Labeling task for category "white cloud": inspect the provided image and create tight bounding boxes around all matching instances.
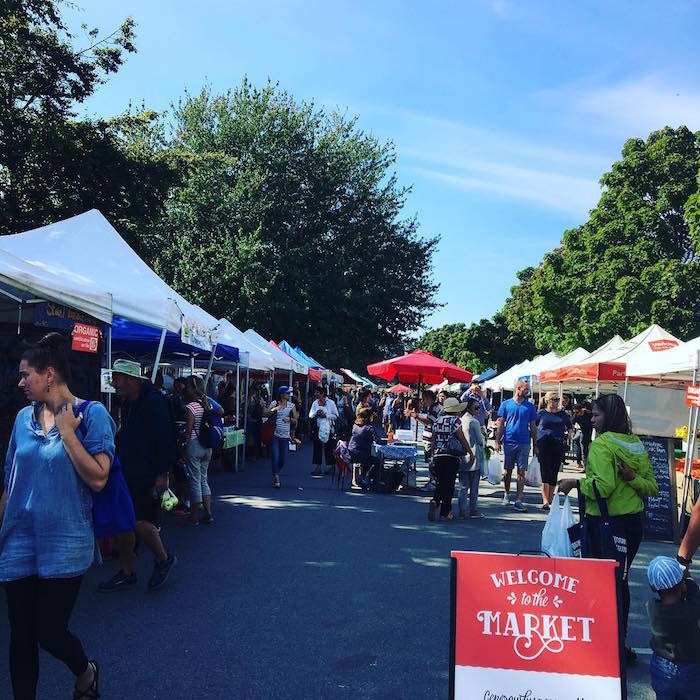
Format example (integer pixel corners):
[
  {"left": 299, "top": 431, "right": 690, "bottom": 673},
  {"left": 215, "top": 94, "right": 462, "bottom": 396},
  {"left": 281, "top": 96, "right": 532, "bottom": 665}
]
[
  {"left": 486, "top": 0, "right": 509, "bottom": 17},
  {"left": 545, "top": 74, "right": 700, "bottom": 137},
  {"left": 414, "top": 165, "right": 599, "bottom": 217},
  {"left": 381, "top": 110, "right": 607, "bottom": 219}
]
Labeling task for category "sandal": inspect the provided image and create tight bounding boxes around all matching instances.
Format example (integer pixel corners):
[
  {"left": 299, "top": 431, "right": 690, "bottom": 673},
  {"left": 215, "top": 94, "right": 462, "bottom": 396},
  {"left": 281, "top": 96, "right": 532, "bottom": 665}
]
[
  {"left": 73, "top": 660, "right": 99, "bottom": 699},
  {"left": 440, "top": 513, "right": 454, "bottom": 521}
]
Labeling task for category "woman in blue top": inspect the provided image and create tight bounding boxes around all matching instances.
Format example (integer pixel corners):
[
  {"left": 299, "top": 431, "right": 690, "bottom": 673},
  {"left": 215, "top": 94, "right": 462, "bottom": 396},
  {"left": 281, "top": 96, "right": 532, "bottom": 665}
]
[
  {"left": 0, "top": 333, "right": 115, "bottom": 700},
  {"left": 536, "top": 391, "right": 572, "bottom": 510}
]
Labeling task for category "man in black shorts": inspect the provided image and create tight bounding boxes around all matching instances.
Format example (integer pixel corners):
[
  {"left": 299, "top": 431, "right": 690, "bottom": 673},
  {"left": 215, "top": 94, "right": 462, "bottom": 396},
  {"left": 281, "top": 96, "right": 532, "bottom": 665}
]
[{"left": 99, "top": 360, "right": 178, "bottom": 592}]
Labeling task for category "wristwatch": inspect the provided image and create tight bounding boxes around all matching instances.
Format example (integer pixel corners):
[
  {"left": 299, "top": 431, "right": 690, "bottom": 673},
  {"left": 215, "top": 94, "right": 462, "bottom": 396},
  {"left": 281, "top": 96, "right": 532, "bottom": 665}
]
[{"left": 677, "top": 554, "right": 692, "bottom": 567}]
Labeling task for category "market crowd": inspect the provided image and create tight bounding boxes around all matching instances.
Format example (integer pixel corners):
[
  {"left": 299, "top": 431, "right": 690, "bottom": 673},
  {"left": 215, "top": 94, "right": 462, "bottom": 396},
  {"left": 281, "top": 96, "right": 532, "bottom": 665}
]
[{"left": 2, "top": 335, "right": 700, "bottom": 699}]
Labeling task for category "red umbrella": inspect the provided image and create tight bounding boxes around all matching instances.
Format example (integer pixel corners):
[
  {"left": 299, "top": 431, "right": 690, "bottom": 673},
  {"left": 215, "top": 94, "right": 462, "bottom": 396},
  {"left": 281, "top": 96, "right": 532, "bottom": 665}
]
[
  {"left": 387, "top": 383, "right": 411, "bottom": 394},
  {"left": 367, "top": 350, "right": 472, "bottom": 385}
]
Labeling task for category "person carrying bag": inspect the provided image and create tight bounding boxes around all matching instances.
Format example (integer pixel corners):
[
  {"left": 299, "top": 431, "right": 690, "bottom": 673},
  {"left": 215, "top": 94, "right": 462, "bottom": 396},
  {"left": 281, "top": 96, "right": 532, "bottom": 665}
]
[
  {"left": 428, "top": 398, "right": 474, "bottom": 522},
  {"left": 558, "top": 393, "right": 658, "bottom": 665}
]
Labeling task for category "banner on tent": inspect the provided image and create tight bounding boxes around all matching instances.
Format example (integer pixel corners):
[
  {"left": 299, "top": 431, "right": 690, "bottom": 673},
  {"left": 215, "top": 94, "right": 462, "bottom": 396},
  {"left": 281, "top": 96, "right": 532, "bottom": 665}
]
[
  {"left": 71, "top": 323, "right": 99, "bottom": 354},
  {"left": 181, "top": 315, "right": 214, "bottom": 351},
  {"left": 35, "top": 301, "right": 94, "bottom": 330},
  {"left": 649, "top": 339, "right": 679, "bottom": 352},
  {"left": 450, "top": 551, "right": 622, "bottom": 699}
]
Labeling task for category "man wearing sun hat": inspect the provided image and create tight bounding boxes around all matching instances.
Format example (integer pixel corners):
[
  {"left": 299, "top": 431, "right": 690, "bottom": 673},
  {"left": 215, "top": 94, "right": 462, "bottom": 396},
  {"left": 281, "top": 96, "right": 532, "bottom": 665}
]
[
  {"left": 98, "top": 360, "right": 178, "bottom": 592},
  {"left": 646, "top": 555, "right": 700, "bottom": 696}
]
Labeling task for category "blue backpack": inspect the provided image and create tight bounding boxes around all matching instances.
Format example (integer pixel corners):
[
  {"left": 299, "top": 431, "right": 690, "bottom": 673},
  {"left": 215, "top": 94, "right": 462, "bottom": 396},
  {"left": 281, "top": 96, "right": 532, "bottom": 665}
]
[{"left": 197, "top": 402, "right": 224, "bottom": 449}]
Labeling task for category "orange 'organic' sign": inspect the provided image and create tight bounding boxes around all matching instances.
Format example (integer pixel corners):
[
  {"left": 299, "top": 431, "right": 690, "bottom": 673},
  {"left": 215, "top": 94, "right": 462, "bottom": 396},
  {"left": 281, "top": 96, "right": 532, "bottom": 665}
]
[{"left": 71, "top": 323, "right": 99, "bottom": 354}]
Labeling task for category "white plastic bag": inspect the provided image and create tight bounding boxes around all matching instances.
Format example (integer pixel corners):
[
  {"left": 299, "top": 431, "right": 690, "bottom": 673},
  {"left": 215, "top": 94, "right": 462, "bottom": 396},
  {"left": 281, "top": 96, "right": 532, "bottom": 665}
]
[
  {"left": 487, "top": 454, "right": 503, "bottom": 485},
  {"left": 541, "top": 493, "right": 575, "bottom": 557},
  {"left": 318, "top": 417, "right": 331, "bottom": 443},
  {"left": 525, "top": 455, "right": 542, "bottom": 488}
]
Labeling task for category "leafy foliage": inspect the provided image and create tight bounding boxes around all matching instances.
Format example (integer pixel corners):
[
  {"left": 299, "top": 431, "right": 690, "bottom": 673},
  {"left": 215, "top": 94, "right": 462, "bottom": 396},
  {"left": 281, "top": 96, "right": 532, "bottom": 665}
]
[
  {"left": 0, "top": 1, "right": 155, "bottom": 231},
  {"left": 144, "top": 82, "right": 439, "bottom": 369},
  {"left": 419, "top": 126, "right": 700, "bottom": 371}
]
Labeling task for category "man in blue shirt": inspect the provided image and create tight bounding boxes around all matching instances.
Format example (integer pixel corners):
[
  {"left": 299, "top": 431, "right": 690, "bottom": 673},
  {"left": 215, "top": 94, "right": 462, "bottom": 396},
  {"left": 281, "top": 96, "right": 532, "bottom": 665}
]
[{"left": 495, "top": 379, "right": 537, "bottom": 512}]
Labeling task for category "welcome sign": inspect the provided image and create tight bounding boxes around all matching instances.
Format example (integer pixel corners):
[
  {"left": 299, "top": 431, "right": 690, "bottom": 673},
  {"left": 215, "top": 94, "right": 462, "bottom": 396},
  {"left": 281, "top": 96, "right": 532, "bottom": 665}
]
[{"left": 450, "top": 552, "right": 622, "bottom": 699}]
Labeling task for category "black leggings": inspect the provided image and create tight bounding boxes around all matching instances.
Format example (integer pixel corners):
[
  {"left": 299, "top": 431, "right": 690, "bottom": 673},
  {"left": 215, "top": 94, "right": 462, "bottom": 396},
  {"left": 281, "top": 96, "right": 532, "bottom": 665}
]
[
  {"left": 312, "top": 434, "right": 335, "bottom": 467},
  {"left": 433, "top": 455, "right": 460, "bottom": 517},
  {"left": 4, "top": 575, "right": 88, "bottom": 700},
  {"left": 537, "top": 438, "right": 565, "bottom": 485}
]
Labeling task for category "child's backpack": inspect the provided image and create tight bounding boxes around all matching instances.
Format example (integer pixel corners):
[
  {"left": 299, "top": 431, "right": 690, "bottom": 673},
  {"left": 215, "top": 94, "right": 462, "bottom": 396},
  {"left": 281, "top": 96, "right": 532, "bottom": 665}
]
[{"left": 198, "top": 404, "right": 225, "bottom": 449}]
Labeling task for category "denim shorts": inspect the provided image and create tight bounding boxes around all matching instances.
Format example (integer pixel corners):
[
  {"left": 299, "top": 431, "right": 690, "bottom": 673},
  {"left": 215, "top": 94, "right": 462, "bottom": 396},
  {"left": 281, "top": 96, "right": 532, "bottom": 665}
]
[{"left": 503, "top": 442, "right": 530, "bottom": 473}]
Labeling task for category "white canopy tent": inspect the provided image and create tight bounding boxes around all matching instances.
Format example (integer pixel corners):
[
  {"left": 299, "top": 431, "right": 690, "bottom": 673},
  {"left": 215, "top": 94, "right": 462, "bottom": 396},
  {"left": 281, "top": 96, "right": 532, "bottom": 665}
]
[
  {"left": 244, "top": 329, "right": 299, "bottom": 373},
  {"left": 483, "top": 360, "right": 532, "bottom": 393},
  {"left": 626, "top": 334, "right": 700, "bottom": 383},
  {"left": 0, "top": 210, "right": 231, "bottom": 388},
  {"left": 626, "top": 335, "right": 700, "bottom": 532},
  {"left": 542, "top": 347, "right": 590, "bottom": 372},
  {"left": 0, "top": 248, "right": 113, "bottom": 324},
  {"left": 243, "top": 328, "right": 309, "bottom": 375},
  {"left": 609, "top": 324, "right": 680, "bottom": 366},
  {"left": 217, "top": 320, "right": 274, "bottom": 371},
  {"left": 580, "top": 334, "right": 626, "bottom": 363},
  {"left": 516, "top": 351, "right": 562, "bottom": 381},
  {"left": 0, "top": 210, "right": 189, "bottom": 333}
]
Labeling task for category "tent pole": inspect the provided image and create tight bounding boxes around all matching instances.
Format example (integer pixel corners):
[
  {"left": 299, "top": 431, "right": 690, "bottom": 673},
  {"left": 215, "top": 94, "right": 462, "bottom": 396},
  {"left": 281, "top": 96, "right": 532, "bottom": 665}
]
[
  {"left": 305, "top": 376, "right": 310, "bottom": 426},
  {"left": 680, "top": 353, "right": 700, "bottom": 535},
  {"left": 204, "top": 347, "right": 216, "bottom": 387},
  {"left": 623, "top": 376, "right": 629, "bottom": 402},
  {"left": 242, "top": 365, "right": 250, "bottom": 469},
  {"left": 236, "top": 362, "right": 240, "bottom": 428},
  {"left": 190, "top": 354, "right": 195, "bottom": 376},
  {"left": 151, "top": 328, "right": 167, "bottom": 383},
  {"left": 289, "top": 369, "right": 293, "bottom": 389},
  {"left": 415, "top": 374, "right": 422, "bottom": 441},
  {"left": 106, "top": 324, "right": 112, "bottom": 412},
  {"left": 595, "top": 379, "right": 600, "bottom": 399}
]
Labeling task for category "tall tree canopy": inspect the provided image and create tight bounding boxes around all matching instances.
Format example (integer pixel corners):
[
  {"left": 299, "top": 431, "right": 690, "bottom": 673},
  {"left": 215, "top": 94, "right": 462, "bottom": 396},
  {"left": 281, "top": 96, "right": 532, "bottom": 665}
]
[
  {"left": 142, "top": 83, "right": 439, "bottom": 369},
  {"left": 419, "top": 126, "right": 700, "bottom": 371},
  {"left": 0, "top": 1, "right": 174, "bottom": 235}
]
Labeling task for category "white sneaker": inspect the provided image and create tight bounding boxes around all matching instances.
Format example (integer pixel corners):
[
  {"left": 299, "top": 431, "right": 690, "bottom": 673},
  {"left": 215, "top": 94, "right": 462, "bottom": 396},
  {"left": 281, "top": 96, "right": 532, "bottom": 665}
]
[{"left": 502, "top": 493, "right": 510, "bottom": 506}]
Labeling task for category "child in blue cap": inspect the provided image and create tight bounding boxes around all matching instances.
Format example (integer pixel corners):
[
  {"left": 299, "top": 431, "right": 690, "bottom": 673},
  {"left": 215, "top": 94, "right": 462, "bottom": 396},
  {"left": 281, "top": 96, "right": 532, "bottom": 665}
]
[{"left": 646, "top": 555, "right": 700, "bottom": 698}]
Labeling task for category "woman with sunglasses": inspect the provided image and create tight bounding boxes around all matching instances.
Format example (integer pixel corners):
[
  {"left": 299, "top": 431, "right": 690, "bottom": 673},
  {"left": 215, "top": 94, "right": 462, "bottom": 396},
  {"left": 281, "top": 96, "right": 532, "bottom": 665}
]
[{"left": 536, "top": 391, "right": 572, "bottom": 510}]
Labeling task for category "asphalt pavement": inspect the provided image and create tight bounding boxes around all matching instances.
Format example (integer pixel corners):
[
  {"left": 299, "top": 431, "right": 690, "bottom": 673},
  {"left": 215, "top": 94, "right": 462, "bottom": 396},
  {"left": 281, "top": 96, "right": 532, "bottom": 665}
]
[{"left": 0, "top": 444, "right": 674, "bottom": 698}]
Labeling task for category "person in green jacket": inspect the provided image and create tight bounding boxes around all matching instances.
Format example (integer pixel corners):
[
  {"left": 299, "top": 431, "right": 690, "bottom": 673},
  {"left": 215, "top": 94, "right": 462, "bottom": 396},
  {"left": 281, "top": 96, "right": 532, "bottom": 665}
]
[{"left": 559, "top": 393, "right": 658, "bottom": 665}]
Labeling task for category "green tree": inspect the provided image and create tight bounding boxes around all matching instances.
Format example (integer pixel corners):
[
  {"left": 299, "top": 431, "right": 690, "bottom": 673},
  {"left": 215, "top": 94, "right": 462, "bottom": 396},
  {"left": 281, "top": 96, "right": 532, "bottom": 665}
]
[
  {"left": 0, "top": 1, "right": 164, "bottom": 233},
  {"left": 147, "top": 82, "right": 439, "bottom": 369},
  {"left": 416, "top": 313, "right": 536, "bottom": 375},
  {"left": 506, "top": 126, "right": 700, "bottom": 352}
]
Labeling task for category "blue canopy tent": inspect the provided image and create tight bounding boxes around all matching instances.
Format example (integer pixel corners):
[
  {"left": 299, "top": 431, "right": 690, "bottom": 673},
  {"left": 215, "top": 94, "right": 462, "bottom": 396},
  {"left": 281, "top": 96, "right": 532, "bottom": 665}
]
[
  {"left": 292, "top": 345, "right": 324, "bottom": 370},
  {"left": 473, "top": 368, "right": 498, "bottom": 383},
  {"left": 279, "top": 340, "right": 319, "bottom": 369}
]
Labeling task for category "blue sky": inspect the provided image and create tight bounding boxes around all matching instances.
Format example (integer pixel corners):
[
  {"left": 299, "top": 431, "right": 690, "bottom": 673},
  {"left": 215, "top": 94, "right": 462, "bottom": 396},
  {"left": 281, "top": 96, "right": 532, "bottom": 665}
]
[{"left": 64, "top": 0, "right": 700, "bottom": 332}]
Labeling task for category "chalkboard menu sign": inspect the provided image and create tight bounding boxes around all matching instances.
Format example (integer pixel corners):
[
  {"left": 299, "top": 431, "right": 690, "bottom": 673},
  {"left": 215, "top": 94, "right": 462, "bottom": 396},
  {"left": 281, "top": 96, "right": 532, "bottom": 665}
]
[{"left": 639, "top": 435, "right": 677, "bottom": 542}]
